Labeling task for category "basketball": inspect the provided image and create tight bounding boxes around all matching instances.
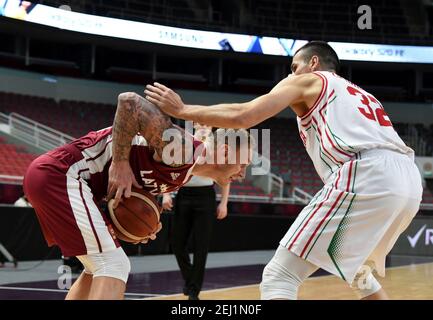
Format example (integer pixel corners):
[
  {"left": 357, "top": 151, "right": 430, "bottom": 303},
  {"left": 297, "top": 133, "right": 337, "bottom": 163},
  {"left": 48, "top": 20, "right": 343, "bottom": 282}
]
[{"left": 107, "top": 188, "right": 161, "bottom": 243}]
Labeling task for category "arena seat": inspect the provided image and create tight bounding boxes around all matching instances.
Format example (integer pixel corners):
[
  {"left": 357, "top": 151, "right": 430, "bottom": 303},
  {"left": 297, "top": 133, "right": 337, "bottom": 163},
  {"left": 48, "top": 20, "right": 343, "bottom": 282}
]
[
  {"left": 0, "top": 138, "right": 37, "bottom": 178},
  {"left": 1, "top": 91, "right": 432, "bottom": 203}
]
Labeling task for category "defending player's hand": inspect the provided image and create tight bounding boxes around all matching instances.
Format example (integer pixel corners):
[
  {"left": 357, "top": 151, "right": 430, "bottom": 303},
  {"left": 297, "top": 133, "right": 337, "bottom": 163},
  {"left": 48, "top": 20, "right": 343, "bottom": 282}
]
[
  {"left": 107, "top": 160, "right": 142, "bottom": 209},
  {"left": 140, "top": 222, "right": 163, "bottom": 244},
  {"left": 144, "top": 82, "right": 185, "bottom": 117}
]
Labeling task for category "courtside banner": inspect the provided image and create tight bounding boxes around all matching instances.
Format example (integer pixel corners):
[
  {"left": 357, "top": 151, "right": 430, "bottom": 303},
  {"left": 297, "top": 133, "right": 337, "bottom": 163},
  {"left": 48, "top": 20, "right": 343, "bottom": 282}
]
[
  {"left": 391, "top": 217, "right": 433, "bottom": 256},
  {"left": 328, "top": 41, "right": 433, "bottom": 64},
  {"left": 1, "top": 1, "right": 433, "bottom": 63},
  {"left": 0, "top": 0, "right": 289, "bottom": 56}
]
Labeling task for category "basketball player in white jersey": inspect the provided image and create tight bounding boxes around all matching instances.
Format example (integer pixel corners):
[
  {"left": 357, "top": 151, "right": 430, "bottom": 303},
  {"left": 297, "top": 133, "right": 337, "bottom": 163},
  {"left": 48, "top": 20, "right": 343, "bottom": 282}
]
[{"left": 145, "top": 41, "right": 423, "bottom": 300}]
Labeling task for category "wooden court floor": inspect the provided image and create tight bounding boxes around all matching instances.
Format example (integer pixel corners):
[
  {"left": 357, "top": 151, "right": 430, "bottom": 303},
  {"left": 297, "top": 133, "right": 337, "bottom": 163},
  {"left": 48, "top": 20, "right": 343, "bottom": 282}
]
[{"left": 148, "top": 262, "right": 433, "bottom": 300}]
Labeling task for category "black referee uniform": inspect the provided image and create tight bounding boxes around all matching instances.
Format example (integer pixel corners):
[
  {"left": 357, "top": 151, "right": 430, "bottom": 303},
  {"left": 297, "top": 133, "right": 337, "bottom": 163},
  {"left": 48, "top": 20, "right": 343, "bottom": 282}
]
[{"left": 171, "top": 175, "right": 216, "bottom": 300}]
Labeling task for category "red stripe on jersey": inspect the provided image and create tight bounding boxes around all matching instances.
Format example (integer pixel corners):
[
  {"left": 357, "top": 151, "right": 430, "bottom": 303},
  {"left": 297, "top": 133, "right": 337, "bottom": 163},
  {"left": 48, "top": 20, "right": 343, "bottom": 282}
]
[
  {"left": 324, "top": 128, "right": 352, "bottom": 158},
  {"left": 301, "top": 89, "right": 335, "bottom": 128},
  {"left": 300, "top": 190, "right": 345, "bottom": 258},
  {"left": 299, "top": 131, "right": 307, "bottom": 146},
  {"left": 300, "top": 72, "right": 328, "bottom": 121},
  {"left": 288, "top": 187, "right": 333, "bottom": 251},
  {"left": 301, "top": 117, "right": 313, "bottom": 128},
  {"left": 346, "top": 161, "right": 354, "bottom": 192},
  {"left": 318, "top": 89, "right": 335, "bottom": 121},
  {"left": 316, "top": 89, "right": 352, "bottom": 159},
  {"left": 312, "top": 117, "right": 344, "bottom": 165},
  {"left": 334, "top": 168, "right": 341, "bottom": 189},
  {"left": 319, "top": 89, "right": 335, "bottom": 111}
]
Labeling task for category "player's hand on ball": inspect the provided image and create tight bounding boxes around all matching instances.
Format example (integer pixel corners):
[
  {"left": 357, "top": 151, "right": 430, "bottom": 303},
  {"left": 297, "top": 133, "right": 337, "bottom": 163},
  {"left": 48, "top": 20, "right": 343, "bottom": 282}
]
[
  {"left": 140, "top": 222, "right": 162, "bottom": 244},
  {"left": 107, "top": 160, "right": 142, "bottom": 209},
  {"left": 144, "top": 82, "right": 185, "bottom": 118}
]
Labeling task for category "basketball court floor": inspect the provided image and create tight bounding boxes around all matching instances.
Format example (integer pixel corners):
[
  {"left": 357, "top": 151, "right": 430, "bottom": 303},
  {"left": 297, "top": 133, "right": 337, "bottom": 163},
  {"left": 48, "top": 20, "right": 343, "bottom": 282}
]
[{"left": 0, "top": 250, "right": 433, "bottom": 300}]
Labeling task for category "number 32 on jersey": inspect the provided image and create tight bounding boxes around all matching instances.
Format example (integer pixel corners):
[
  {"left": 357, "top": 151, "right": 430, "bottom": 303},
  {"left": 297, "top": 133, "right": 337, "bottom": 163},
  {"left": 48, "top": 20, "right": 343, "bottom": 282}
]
[{"left": 347, "top": 85, "right": 392, "bottom": 127}]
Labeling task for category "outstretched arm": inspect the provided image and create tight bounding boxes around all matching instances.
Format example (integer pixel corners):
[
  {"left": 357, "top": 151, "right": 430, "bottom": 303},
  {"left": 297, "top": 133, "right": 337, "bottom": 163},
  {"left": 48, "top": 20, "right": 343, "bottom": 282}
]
[
  {"left": 145, "top": 73, "right": 321, "bottom": 129},
  {"left": 108, "top": 92, "right": 174, "bottom": 207}
]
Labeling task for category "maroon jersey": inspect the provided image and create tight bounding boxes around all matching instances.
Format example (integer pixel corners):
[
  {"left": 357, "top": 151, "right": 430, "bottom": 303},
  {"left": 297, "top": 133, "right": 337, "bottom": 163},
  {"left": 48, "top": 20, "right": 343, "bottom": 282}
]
[{"left": 64, "top": 127, "right": 203, "bottom": 201}]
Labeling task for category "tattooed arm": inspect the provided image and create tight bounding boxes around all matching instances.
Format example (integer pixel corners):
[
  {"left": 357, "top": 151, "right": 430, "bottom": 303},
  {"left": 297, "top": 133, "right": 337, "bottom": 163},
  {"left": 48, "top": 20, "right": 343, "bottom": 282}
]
[
  {"left": 112, "top": 92, "right": 173, "bottom": 161},
  {"left": 107, "top": 92, "right": 174, "bottom": 208}
]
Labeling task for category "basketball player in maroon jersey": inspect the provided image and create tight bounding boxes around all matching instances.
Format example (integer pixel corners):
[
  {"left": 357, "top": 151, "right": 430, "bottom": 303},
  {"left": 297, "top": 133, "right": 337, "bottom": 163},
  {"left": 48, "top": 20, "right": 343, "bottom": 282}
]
[{"left": 24, "top": 92, "right": 252, "bottom": 300}]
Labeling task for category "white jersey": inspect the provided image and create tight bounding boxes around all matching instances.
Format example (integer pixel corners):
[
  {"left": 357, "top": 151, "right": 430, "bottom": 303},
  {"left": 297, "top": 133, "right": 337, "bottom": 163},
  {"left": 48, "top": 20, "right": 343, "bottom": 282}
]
[
  {"left": 275, "top": 72, "right": 422, "bottom": 286},
  {"left": 297, "top": 71, "right": 413, "bottom": 183}
]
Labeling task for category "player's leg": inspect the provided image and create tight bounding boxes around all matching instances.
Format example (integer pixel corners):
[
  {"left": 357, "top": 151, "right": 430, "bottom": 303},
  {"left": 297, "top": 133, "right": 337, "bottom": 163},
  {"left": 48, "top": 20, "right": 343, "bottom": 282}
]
[
  {"left": 189, "top": 187, "right": 216, "bottom": 299},
  {"left": 66, "top": 250, "right": 130, "bottom": 300},
  {"left": 65, "top": 271, "right": 93, "bottom": 300},
  {"left": 345, "top": 150, "right": 422, "bottom": 299},
  {"left": 260, "top": 185, "right": 330, "bottom": 300},
  {"left": 260, "top": 245, "right": 319, "bottom": 300},
  {"left": 350, "top": 265, "right": 389, "bottom": 300},
  {"left": 77, "top": 247, "right": 130, "bottom": 300},
  {"left": 171, "top": 190, "right": 195, "bottom": 295},
  {"left": 351, "top": 193, "right": 421, "bottom": 300},
  {"left": 88, "top": 277, "right": 126, "bottom": 300},
  {"left": 62, "top": 179, "right": 124, "bottom": 299},
  {"left": 24, "top": 152, "right": 122, "bottom": 299},
  {"left": 361, "top": 288, "right": 389, "bottom": 300}
]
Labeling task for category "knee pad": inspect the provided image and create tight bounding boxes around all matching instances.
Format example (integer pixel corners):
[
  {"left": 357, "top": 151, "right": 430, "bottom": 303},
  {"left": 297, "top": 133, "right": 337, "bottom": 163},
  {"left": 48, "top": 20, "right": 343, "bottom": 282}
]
[
  {"left": 260, "top": 246, "right": 318, "bottom": 300},
  {"left": 77, "top": 247, "right": 131, "bottom": 283},
  {"left": 351, "top": 266, "right": 382, "bottom": 299},
  {"left": 260, "top": 259, "right": 300, "bottom": 300}
]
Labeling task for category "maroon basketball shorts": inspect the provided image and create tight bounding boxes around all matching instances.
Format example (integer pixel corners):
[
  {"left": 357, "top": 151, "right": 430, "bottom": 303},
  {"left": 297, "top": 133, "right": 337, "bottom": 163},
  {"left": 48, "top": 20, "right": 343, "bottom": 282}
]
[{"left": 23, "top": 145, "right": 119, "bottom": 257}]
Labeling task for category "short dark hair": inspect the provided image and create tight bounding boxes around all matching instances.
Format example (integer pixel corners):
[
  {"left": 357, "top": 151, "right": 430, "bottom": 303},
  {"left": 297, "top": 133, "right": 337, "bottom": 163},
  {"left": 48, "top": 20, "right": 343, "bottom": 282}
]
[{"left": 295, "top": 41, "right": 340, "bottom": 73}]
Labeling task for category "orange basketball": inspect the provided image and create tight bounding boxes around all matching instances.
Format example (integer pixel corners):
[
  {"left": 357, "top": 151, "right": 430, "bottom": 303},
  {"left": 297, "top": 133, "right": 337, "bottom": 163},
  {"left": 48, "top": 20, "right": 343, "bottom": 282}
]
[{"left": 107, "top": 188, "right": 161, "bottom": 243}]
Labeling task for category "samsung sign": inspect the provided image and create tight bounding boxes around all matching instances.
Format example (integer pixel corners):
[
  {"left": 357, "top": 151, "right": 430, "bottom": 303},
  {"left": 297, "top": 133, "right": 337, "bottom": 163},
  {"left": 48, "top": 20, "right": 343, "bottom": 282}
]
[
  {"left": 1, "top": 1, "right": 433, "bottom": 63},
  {"left": 392, "top": 218, "right": 433, "bottom": 256}
]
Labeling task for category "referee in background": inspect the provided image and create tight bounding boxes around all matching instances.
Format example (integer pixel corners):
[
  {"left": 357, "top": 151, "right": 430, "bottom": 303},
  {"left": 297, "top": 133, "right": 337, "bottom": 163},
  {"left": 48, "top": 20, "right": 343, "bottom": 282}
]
[{"left": 162, "top": 123, "right": 230, "bottom": 300}]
